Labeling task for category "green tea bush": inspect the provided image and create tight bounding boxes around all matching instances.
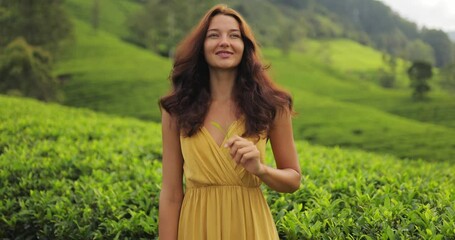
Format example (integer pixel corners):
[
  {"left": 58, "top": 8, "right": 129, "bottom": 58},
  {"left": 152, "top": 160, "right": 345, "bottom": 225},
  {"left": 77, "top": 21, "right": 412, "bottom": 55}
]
[
  {"left": 267, "top": 145, "right": 455, "bottom": 239},
  {"left": 1, "top": 95, "right": 454, "bottom": 239},
  {"left": 0, "top": 96, "right": 162, "bottom": 239}
]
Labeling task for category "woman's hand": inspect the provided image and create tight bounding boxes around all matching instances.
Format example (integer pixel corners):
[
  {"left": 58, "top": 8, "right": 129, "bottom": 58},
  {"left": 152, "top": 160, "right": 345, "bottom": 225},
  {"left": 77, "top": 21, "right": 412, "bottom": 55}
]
[{"left": 224, "top": 135, "right": 266, "bottom": 176}]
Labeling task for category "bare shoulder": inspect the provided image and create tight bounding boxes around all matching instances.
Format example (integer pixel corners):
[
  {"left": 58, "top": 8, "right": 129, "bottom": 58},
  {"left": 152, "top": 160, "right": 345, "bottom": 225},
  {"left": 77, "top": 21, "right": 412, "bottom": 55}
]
[
  {"left": 271, "top": 106, "right": 293, "bottom": 130},
  {"left": 161, "top": 108, "right": 177, "bottom": 131},
  {"left": 269, "top": 106, "right": 300, "bottom": 172},
  {"left": 160, "top": 107, "right": 184, "bottom": 185},
  {"left": 161, "top": 108, "right": 182, "bottom": 162}
]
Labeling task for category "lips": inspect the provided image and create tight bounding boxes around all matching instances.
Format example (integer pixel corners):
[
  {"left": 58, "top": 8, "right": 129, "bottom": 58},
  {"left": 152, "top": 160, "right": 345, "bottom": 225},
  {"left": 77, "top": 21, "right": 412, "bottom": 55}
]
[{"left": 216, "top": 51, "right": 233, "bottom": 58}]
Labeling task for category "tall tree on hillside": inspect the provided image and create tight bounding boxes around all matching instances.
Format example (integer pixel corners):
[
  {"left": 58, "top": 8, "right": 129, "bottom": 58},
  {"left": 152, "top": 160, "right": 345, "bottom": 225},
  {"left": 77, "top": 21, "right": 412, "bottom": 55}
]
[
  {"left": 404, "top": 39, "right": 435, "bottom": 65},
  {"left": 0, "top": 38, "right": 62, "bottom": 101},
  {"left": 407, "top": 61, "right": 432, "bottom": 100},
  {"left": 421, "top": 29, "right": 453, "bottom": 67},
  {"left": 0, "top": 0, "right": 73, "bottom": 51},
  {"left": 276, "top": 19, "right": 306, "bottom": 56}
]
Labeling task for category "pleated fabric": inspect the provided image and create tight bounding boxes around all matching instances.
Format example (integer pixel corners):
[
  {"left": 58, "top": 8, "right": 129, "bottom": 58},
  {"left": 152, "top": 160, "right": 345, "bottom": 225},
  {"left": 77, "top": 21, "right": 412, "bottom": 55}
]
[{"left": 178, "top": 118, "right": 279, "bottom": 240}]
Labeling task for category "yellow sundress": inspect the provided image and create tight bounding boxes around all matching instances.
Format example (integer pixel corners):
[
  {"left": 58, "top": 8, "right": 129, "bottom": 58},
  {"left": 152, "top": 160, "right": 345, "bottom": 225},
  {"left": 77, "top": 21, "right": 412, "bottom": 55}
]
[{"left": 178, "top": 118, "right": 279, "bottom": 239}]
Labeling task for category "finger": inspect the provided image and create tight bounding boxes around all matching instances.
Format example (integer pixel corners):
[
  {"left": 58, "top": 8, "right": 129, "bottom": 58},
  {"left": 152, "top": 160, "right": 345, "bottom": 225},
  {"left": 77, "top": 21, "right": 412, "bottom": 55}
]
[
  {"left": 230, "top": 144, "right": 239, "bottom": 159},
  {"left": 224, "top": 135, "right": 241, "bottom": 148},
  {"left": 229, "top": 140, "right": 251, "bottom": 157},
  {"left": 239, "top": 147, "right": 258, "bottom": 164},
  {"left": 232, "top": 148, "right": 244, "bottom": 164},
  {"left": 234, "top": 145, "right": 256, "bottom": 164}
]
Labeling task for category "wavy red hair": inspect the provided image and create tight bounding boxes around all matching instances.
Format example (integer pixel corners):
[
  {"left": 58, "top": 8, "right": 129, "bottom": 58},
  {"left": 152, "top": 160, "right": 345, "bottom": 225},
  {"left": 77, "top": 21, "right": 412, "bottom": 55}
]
[{"left": 159, "top": 4, "right": 293, "bottom": 138}]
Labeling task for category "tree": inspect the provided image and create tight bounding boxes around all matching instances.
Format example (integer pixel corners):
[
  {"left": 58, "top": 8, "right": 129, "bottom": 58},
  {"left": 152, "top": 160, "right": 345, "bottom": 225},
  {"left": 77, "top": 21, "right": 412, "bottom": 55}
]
[
  {"left": 407, "top": 61, "right": 432, "bottom": 100},
  {"left": 276, "top": 21, "right": 302, "bottom": 56},
  {"left": 421, "top": 29, "right": 453, "bottom": 67},
  {"left": 0, "top": 0, "right": 73, "bottom": 51},
  {"left": 403, "top": 39, "right": 435, "bottom": 65},
  {"left": 440, "top": 63, "right": 455, "bottom": 93},
  {"left": 0, "top": 38, "right": 62, "bottom": 101}
]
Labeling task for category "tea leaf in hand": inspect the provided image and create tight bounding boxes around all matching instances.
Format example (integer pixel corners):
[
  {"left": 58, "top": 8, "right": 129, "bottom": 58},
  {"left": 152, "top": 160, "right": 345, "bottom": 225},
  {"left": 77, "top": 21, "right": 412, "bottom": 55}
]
[{"left": 210, "top": 121, "right": 226, "bottom": 134}]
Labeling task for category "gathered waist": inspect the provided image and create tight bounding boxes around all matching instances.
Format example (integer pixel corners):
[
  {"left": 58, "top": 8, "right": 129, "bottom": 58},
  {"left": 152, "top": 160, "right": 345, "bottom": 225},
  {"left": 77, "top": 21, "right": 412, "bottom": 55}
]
[{"left": 185, "top": 184, "right": 260, "bottom": 190}]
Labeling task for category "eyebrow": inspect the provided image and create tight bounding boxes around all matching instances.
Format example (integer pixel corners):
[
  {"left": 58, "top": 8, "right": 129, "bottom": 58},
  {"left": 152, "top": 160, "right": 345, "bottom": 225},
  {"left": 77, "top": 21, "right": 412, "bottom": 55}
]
[{"left": 207, "top": 29, "right": 241, "bottom": 32}]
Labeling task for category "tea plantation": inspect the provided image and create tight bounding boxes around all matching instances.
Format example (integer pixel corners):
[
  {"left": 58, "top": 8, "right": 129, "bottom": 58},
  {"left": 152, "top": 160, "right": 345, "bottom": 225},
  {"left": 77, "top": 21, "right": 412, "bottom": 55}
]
[
  {"left": 53, "top": 16, "right": 455, "bottom": 163},
  {"left": 1, "top": 95, "right": 454, "bottom": 239}
]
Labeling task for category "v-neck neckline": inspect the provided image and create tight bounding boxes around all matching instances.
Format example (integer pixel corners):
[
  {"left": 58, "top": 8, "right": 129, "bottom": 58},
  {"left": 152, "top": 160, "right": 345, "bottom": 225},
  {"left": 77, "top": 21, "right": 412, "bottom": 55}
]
[{"left": 202, "top": 118, "right": 242, "bottom": 148}]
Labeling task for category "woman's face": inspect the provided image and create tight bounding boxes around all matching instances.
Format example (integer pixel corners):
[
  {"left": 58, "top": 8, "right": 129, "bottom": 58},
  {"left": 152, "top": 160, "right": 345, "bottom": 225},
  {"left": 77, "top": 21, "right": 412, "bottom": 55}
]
[{"left": 204, "top": 14, "right": 244, "bottom": 71}]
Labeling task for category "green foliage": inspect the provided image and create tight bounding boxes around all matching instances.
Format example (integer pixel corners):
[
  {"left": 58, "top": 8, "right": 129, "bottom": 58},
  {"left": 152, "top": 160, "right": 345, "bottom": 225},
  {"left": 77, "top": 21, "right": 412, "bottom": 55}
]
[
  {"left": 421, "top": 29, "right": 454, "bottom": 67},
  {"left": 0, "top": 96, "right": 161, "bottom": 238},
  {"left": 1, "top": 95, "right": 454, "bottom": 238},
  {"left": 127, "top": 0, "right": 216, "bottom": 56},
  {"left": 408, "top": 61, "right": 433, "bottom": 100},
  {"left": 210, "top": 121, "right": 226, "bottom": 134},
  {"left": 267, "top": 143, "right": 455, "bottom": 239},
  {"left": 377, "top": 69, "right": 395, "bottom": 89},
  {"left": 0, "top": 0, "right": 73, "bottom": 51},
  {"left": 404, "top": 39, "right": 435, "bottom": 65},
  {"left": 304, "top": 12, "right": 344, "bottom": 39},
  {"left": 0, "top": 38, "right": 62, "bottom": 101}
]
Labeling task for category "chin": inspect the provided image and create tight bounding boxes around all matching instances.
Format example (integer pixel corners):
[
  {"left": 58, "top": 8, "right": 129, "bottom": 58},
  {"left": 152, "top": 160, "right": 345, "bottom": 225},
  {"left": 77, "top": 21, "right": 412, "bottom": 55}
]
[{"left": 215, "top": 63, "right": 240, "bottom": 70}]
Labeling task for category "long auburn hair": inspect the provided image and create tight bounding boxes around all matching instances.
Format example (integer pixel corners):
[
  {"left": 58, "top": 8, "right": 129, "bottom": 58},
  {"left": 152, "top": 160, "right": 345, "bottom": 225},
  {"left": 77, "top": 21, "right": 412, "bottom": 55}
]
[{"left": 159, "top": 4, "right": 293, "bottom": 138}]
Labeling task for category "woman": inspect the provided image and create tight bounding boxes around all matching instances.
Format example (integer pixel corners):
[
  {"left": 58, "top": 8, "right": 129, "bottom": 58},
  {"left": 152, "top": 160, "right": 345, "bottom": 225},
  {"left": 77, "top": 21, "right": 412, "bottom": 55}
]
[{"left": 159, "top": 4, "right": 301, "bottom": 240}]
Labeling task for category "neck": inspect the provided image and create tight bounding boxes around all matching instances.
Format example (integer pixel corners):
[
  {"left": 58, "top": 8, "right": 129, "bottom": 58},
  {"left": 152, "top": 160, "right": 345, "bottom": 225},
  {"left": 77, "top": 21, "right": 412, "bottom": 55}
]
[{"left": 209, "top": 68, "right": 237, "bottom": 101}]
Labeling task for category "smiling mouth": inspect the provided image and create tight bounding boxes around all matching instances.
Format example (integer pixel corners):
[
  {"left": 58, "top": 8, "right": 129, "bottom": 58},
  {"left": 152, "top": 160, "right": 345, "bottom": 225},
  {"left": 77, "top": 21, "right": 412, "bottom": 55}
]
[{"left": 216, "top": 51, "right": 233, "bottom": 57}]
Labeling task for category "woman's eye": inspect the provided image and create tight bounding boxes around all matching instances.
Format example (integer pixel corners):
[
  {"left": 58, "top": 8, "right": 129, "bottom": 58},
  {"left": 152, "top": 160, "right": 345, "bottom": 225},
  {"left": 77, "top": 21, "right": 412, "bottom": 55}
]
[
  {"left": 207, "top": 33, "right": 219, "bottom": 38},
  {"left": 230, "top": 34, "right": 241, "bottom": 39}
]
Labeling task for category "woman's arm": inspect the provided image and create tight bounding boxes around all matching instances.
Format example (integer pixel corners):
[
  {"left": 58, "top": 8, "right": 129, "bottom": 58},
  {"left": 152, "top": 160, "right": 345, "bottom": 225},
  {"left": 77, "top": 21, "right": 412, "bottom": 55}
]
[
  {"left": 158, "top": 110, "right": 184, "bottom": 240},
  {"left": 225, "top": 108, "right": 301, "bottom": 193}
]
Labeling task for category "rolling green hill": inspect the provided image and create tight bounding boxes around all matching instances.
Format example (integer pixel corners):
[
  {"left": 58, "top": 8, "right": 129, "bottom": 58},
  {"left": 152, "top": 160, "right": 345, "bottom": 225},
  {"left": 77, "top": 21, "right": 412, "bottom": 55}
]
[
  {"left": 266, "top": 43, "right": 455, "bottom": 129},
  {"left": 61, "top": 0, "right": 455, "bottom": 129},
  {"left": 55, "top": 18, "right": 171, "bottom": 121},
  {"left": 1, "top": 95, "right": 454, "bottom": 239},
  {"left": 285, "top": 40, "right": 455, "bottom": 129},
  {"left": 52, "top": 1, "right": 455, "bottom": 162}
]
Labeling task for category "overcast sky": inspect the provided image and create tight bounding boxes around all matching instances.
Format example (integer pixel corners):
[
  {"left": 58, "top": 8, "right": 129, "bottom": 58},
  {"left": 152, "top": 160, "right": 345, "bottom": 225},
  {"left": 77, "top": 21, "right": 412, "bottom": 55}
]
[{"left": 377, "top": 0, "right": 455, "bottom": 32}]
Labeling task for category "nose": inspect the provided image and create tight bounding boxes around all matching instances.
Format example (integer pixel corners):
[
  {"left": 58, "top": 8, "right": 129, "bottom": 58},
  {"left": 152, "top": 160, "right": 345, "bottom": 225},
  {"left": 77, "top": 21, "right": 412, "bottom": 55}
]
[{"left": 219, "top": 35, "right": 230, "bottom": 47}]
